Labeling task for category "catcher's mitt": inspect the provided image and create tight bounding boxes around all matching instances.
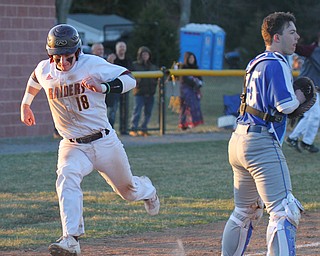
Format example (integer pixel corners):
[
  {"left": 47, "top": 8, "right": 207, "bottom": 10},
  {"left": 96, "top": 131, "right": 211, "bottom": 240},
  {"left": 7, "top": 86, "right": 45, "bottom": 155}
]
[{"left": 288, "top": 76, "right": 317, "bottom": 119}]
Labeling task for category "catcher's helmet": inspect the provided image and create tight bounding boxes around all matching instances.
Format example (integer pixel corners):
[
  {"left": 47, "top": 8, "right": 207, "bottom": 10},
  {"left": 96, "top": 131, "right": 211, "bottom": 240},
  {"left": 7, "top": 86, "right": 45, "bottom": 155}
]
[{"left": 46, "top": 24, "right": 81, "bottom": 55}]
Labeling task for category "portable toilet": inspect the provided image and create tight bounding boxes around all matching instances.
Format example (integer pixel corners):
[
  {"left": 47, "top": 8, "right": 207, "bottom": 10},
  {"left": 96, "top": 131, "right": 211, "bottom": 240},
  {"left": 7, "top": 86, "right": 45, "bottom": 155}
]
[
  {"left": 179, "top": 23, "right": 225, "bottom": 70},
  {"left": 211, "top": 28, "right": 225, "bottom": 69}
]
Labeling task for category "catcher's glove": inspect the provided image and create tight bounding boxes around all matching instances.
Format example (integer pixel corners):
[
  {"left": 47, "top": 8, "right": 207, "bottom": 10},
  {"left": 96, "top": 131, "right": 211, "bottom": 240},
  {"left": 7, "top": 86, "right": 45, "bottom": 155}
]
[{"left": 288, "top": 76, "right": 317, "bottom": 119}]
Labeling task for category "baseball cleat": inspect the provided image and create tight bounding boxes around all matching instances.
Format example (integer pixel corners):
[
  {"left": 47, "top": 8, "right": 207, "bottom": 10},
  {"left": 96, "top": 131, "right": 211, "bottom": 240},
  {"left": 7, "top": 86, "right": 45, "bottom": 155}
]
[
  {"left": 48, "top": 236, "right": 81, "bottom": 256},
  {"left": 144, "top": 194, "right": 160, "bottom": 216},
  {"left": 285, "top": 137, "right": 301, "bottom": 153},
  {"left": 300, "top": 141, "right": 319, "bottom": 153}
]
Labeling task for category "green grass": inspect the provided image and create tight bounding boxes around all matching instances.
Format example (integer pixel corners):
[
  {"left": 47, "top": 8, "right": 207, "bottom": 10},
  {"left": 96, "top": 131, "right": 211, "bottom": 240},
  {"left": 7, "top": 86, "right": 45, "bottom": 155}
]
[
  {"left": 113, "top": 76, "right": 244, "bottom": 134},
  {"left": 0, "top": 141, "right": 234, "bottom": 250},
  {"left": 0, "top": 140, "right": 320, "bottom": 250},
  {"left": 0, "top": 76, "right": 319, "bottom": 250}
]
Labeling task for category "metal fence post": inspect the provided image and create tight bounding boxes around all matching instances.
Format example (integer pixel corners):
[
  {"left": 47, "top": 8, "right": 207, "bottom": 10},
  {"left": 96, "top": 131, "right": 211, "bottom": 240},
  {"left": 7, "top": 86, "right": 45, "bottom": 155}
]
[{"left": 159, "top": 67, "right": 166, "bottom": 135}]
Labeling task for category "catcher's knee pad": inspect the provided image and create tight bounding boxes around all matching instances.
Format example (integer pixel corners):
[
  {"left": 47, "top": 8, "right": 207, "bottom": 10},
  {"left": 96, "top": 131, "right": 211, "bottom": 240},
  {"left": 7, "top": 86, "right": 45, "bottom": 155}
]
[
  {"left": 266, "top": 193, "right": 304, "bottom": 256},
  {"left": 222, "top": 198, "right": 264, "bottom": 256}
]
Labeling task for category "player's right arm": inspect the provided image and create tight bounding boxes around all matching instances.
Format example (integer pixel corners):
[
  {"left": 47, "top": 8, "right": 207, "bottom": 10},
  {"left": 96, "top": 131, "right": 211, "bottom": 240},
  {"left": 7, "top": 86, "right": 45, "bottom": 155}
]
[{"left": 20, "top": 71, "right": 42, "bottom": 126}]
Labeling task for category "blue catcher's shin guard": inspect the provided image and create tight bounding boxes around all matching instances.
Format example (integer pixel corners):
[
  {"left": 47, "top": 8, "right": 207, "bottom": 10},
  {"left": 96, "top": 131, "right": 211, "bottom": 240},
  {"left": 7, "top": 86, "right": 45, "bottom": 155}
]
[
  {"left": 221, "top": 198, "right": 264, "bottom": 256},
  {"left": 267, "top": 217, "right": 297, "bottom": 256}
]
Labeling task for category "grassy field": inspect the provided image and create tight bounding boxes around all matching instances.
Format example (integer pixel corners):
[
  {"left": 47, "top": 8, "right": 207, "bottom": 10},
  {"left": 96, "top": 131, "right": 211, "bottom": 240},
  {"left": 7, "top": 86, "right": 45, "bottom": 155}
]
[
  {"left": 114, "top": 76, "right": 245, "bottom": 134},
  {"left": 0, "top": 76, "right": 319, "bottom": 251}
]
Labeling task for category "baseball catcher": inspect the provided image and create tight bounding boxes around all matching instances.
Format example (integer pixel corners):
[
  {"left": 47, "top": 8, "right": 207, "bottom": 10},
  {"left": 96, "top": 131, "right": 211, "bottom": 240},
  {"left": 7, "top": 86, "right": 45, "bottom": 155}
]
[
  {"left": 221, "top": 12, "right": 305, "bottom": 256},
  {"left": 288, "top": 76, "right": 317, "bottom": 119}
]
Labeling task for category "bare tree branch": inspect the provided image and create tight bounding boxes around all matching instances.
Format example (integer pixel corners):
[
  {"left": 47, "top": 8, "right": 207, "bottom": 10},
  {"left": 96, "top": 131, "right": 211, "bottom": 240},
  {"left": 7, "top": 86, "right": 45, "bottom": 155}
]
[{"left": 56, "top": 0, "right": 73, "bottom": 23}]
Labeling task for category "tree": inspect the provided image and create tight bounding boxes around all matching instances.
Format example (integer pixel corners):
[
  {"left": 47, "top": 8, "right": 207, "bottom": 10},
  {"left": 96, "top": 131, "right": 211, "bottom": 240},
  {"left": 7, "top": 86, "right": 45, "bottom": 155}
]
[
  {"left": 128, "top": 0, "right": 180, "bottom": 68},
  {"left": 179, "top": 0, "right": 191, "bottom": 28},
  {"left": 56, "top": 0, "right": 73, "bottom": 23},
  {"left": 68, "top": 0, "right": 320, "bottom": 69}
]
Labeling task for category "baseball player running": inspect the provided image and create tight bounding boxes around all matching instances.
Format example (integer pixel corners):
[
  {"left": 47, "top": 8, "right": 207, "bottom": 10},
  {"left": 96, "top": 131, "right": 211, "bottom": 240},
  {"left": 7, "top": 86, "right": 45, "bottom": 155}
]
[
  {"left": 20, "top": 24, "right": 160, "bottom": 256},
  {"left": 221, "top": 12, "right": 304, "bottom": 255}
]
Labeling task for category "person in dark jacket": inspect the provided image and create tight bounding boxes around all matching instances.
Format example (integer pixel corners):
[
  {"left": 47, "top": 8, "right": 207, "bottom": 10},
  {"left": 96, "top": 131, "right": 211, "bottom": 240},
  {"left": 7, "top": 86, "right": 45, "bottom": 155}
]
[
  {"left": 129, "top": 46, "right": 158, "bottom": 136},
  {"left": 106, "top": 41, "right": 133, "bottom": 133}
]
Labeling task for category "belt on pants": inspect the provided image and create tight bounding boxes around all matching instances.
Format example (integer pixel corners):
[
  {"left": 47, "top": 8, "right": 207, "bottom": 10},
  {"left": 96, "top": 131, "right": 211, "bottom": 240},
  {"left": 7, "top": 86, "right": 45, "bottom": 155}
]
[
  {"left": 235, "top": 124, "right": 268, "bottom": 134},
  {"left": 69, "top": 129, "right": 109, "bottom": 143}
]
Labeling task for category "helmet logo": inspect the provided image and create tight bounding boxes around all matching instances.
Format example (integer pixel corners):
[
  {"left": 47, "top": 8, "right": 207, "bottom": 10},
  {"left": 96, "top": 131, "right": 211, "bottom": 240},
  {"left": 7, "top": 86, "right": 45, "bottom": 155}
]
[{"left": 55, "top": 39, "right": 68, "bottom": 46}]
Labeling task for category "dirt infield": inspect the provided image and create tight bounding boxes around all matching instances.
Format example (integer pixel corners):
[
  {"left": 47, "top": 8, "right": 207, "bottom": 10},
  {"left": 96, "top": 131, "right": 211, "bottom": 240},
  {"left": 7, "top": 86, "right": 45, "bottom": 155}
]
[
  {"left": 77, "top": 211, "right": 320, "bottom": 256},
  {"left": 2, "top": 211, "right": 319, "bottom": 256}
]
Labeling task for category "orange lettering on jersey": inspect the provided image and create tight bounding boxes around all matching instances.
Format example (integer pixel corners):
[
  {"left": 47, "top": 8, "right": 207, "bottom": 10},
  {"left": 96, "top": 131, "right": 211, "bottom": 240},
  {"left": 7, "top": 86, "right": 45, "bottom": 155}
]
[
  {"left": 49, "top": 83, "right": 85, "bottom": 99},
  {"left": 60, "top": 86, "right": 64, "bottom": 97},
  {"left": 74, "top": 83, "right": 85, "bottom": 95},
  {"left": 56, "top": 86, "right": 62, "bottom": 98},
  {"left": 63, "top": 84, "right": 69, "bottom": 97},
  {"left": 48, "top": 88, "right": 53, "bottom": 99},
  {"left": 69, "top": 84, "right": 74, "bottom": 96},
  {"left": 74, "top": 83, "right": 80, "bottom": 95},
  {"left": 81, "top": 84, "right": 85, "bottom": 94}
]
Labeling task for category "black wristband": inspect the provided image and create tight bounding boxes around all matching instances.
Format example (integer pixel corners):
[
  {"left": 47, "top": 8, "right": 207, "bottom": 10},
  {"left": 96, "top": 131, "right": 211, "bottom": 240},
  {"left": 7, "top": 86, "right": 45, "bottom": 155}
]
[{"left": 104, "top": 78, "right": 123, "bottom": 94}]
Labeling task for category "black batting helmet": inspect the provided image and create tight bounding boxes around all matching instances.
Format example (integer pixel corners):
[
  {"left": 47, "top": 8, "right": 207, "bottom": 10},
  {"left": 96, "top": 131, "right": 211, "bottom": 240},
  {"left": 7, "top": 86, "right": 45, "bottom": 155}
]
[{"left": 46, "top": 24, "right": 81, "bottom": 55}]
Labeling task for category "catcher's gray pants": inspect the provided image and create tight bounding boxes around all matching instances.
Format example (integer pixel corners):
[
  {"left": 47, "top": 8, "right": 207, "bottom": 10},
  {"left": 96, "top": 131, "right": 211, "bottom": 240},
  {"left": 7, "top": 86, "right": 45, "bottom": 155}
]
[{"left": 221, "top": 124, "right": 295, "bottom": 255}]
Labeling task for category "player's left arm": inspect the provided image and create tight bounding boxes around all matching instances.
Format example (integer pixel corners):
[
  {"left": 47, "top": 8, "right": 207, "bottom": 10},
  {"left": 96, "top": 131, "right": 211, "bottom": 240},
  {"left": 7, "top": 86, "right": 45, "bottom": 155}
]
[{"left": 81, "top": 71, "right": 136, "bottom": 94}]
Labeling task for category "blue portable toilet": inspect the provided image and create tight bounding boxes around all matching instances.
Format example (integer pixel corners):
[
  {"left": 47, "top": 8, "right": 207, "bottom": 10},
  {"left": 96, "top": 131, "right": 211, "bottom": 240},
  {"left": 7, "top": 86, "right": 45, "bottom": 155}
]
[
  {"left": 211, "top": 28, "right": 225, "bottom": 70},
  {"left": 179, "top": 23, "right": 225, "bottom": 70},
  {"left": 200, "top": 30, "right": 214, "bottom": 69},
  {"left": 179, "top": 28, "right": 203, "bottom": 67}
]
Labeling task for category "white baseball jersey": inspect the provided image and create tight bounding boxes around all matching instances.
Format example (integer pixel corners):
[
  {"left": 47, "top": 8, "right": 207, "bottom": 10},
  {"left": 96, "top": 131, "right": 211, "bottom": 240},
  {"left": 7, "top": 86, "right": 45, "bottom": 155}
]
[
  {"left": 27, "top": 53, "right": 129, "bottom": 139},
  {"left": 25, "top": 52, "right": 158, "bottom": 238}
]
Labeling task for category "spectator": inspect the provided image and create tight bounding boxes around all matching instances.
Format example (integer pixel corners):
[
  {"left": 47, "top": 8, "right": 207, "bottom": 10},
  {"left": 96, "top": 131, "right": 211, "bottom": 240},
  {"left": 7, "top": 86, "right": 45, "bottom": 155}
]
[
  {"left": 129, "top": 46, "right": 158, "bottom": 137},
  {"left": 105, "top": 41, "right": 133, "bottom": 131},
  {"left": 107, "top": 53, "right": 116, "bottom": 63},
  {"left": 225, "top": 50, "right": 241, "bottom": 69},
  {"left": 291, "top": 53, "right": 303, "bottom": 71},
  {"left": 178, "top": 51, "right": 204, "bottom": 130},
  {"left": 91, "top": 43, "right": 119, "bottom": 129},
  {"left": 91, "top": 43, "right": 105, "bottom": 58},
  {"left": 285, "top": 32, "right": 320, "bottom": 153}
]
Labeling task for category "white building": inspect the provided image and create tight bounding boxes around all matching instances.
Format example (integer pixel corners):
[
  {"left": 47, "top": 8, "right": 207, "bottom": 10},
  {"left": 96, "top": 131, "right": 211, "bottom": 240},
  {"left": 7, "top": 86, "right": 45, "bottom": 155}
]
[{"left": 67, "top": 13, "right": 134, "bottom": 45}]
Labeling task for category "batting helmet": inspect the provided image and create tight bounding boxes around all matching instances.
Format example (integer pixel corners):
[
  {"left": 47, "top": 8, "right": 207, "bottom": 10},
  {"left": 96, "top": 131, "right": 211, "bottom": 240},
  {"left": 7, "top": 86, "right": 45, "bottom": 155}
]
[{"left": 46, "top": 24, "right": 81, "bottom": 55}]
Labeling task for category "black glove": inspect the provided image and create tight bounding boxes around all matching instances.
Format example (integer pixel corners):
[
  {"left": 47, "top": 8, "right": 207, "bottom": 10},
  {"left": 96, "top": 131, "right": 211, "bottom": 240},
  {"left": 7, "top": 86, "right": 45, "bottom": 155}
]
[{"left": 288, "top": 76, "right": 317, "bottom": 119}]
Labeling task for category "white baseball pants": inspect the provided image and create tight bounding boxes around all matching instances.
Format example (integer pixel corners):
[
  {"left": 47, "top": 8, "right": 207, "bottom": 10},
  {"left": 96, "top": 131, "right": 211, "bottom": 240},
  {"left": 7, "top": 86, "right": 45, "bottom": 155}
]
[{"left": 56, "top": 130, "right": 157, "bottom": 237}]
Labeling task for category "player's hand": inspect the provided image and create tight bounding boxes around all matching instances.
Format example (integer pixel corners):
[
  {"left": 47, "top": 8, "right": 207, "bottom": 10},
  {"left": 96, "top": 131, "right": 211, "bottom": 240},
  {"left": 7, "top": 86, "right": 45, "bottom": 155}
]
[
  {"left": 21, "top": 104, "right": 36, "bottom": 126},
  {"left": 295, "top": 89, "right": 306, "bottom": 104},
  {"left": 81, "top": 76, "right": 103, "bottom": 93},
  {"left": 107, "top": 53, "right": 116, "bottom": 63}
]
